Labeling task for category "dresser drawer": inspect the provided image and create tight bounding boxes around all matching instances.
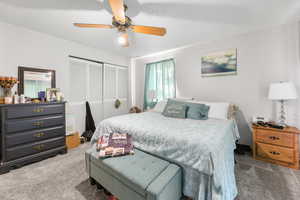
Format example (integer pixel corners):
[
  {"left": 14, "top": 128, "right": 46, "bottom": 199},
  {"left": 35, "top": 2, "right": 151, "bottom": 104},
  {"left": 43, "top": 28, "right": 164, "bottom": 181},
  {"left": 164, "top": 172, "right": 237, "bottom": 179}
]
[
  {"left": 5, "top": 115, "right": 64, "bottom": 133},
  {"left": 5, "top": 126, "right": 65, "bottom": 147},
  {"left": 256, "top": 142, "right": 294, "bottom": 163},
  {"left": 256, "top": 129, "right": 294, "bottom": 148},
  {"left": 5, "top": 137, "right": 65, "bottom": 161},
  {"left": 5, "top": 104, "right": 64, "bottom": 119}
]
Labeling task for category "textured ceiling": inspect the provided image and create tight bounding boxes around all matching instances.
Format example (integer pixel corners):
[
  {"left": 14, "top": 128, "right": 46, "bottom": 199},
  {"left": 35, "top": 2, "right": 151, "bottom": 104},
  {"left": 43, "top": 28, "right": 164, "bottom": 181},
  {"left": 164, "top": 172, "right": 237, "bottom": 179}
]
[{"left": 0, "top": 0, "right": 299, "bottom": 57}]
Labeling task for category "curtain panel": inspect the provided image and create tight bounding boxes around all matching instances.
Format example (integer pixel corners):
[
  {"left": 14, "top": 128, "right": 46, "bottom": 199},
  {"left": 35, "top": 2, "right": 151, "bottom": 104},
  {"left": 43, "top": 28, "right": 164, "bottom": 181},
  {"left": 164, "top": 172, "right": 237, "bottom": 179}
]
[{"left": 144, "top": 59, "right": 176, "bottom": 110}]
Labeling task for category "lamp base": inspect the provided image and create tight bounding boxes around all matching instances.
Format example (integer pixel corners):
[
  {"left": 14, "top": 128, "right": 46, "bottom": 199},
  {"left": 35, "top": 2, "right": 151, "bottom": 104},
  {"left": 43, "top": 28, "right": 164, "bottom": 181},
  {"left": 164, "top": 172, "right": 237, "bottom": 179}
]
[{"left": 278, "top": 100, "right": 287, "bottom": 127}]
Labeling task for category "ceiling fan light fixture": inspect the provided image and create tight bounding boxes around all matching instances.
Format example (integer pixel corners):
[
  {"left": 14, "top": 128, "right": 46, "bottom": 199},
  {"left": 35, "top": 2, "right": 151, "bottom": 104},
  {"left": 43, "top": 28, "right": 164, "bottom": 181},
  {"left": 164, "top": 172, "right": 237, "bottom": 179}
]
[{"left": 117, "top": 32, "right": 129, "bottom": 47}]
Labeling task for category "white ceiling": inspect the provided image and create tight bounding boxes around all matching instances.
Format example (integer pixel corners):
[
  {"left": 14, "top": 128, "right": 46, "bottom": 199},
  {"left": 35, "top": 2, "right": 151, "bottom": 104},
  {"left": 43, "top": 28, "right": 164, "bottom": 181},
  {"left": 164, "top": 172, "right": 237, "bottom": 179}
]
[{"left": 0, "top": 0, "right": 299, "bottom": 58}]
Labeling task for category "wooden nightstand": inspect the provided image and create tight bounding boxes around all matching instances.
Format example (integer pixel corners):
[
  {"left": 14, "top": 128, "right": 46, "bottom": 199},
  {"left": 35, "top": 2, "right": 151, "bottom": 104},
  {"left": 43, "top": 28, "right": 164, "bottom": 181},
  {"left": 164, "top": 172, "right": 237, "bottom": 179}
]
[{"left": 252, "top": 125, "right": 300, "bottom": 169}]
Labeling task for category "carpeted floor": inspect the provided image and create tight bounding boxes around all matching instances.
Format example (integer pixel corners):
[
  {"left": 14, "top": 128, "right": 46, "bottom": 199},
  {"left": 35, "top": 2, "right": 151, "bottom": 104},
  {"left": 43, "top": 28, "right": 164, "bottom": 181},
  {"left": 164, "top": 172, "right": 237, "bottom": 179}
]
[{"left": 0, "top": 143, "right": 299, "bottom": 200}]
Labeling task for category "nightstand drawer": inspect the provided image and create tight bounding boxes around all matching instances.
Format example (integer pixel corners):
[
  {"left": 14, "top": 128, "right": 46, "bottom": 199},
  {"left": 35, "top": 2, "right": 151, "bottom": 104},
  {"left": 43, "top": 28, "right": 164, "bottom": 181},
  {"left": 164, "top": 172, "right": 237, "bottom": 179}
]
[
  {"left": 256, "top": 130, "right": 294, "bottom": 148},
  {"left": 256, "top": 142, "right": 294, "bottom": 163}
]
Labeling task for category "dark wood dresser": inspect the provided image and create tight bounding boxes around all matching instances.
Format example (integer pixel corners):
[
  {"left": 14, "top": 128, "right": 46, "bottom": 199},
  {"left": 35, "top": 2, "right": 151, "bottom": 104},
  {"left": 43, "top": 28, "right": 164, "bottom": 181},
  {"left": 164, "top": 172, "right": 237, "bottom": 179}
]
[{"left": 0, "top": 102, "right": 67, "bottom": 174}]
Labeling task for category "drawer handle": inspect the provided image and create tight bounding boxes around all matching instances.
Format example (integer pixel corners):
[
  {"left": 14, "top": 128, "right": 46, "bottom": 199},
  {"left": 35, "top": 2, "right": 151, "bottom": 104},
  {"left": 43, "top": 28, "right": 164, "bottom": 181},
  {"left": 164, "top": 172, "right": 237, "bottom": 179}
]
[
  {"left": 33, "top": 121, "right": 44, "bottom": 127},
  {"left": 269, "top": 151, "right": 280, "bottom": 155},
  {"left": 33, "top": 144, "right": 45, "bottom": 151},
  {"left": 34, "top": 132, "right": 45, "bottom": 138},
  {"left": 268, "top": 136, "right": 280, "bottom": 140},
  {"left": 33, "top": 108, "right": 44, "bottom": 113}
]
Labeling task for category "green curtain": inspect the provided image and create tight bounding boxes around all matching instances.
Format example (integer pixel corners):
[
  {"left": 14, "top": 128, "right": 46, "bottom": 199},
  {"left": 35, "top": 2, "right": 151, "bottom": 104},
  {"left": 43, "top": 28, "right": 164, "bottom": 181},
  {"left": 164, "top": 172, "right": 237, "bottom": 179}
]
[{"left": 144, "top": 59, "right": 176, "bottom": 110}]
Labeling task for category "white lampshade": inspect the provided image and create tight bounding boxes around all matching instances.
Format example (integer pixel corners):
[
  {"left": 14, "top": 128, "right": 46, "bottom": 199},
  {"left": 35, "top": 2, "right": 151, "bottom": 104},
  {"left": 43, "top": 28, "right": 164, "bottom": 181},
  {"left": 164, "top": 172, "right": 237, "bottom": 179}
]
[{"left": 268, "top": 82, "right": 298, "bottom": 100}]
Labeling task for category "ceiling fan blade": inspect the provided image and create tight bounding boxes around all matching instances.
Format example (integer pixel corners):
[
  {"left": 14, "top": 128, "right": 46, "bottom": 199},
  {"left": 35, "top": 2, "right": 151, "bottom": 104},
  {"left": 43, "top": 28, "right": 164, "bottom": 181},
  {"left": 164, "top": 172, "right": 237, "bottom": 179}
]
[
  {"left": 74, "top": 23, "right": 113, "bottom": 29},
  {"left": 109, "top": 0, "right": 126, "bottom": 24},
  {"left": 131, "top": 25, "right": 166, "bottom": 36}
]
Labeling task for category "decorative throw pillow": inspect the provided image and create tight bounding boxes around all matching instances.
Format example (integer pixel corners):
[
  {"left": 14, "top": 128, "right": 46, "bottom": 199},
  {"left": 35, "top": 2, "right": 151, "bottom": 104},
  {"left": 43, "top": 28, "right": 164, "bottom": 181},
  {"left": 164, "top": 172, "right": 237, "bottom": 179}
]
[
  {"left": 162, "top": 99, "right": 187, "bottom": 118},
  {"left": 191, "top": 100, "right": 230, "bottom": 120},
  {"left": 97, "top": 133, "right": 134, "bottom": 158},
  {"left": 185, "top": 102, "right": 210, "bottom": 120}
]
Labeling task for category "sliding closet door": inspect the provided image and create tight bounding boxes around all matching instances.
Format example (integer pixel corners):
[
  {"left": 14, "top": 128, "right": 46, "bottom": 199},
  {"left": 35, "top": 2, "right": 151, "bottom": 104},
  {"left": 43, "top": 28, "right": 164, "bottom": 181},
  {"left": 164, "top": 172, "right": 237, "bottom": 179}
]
[
  {"left": 68, "top": 59, "right": 103, "bottom": 134},
  {"left": 103, "top": 64, "right": 128, "bottom": 118},
  {"left": 88, "top": 64, "right": 103, "bottom": 125},
  {"left": 68, "top": 60, "right": 88, "bottom": 134},
  {"left": 68, "top": 59, "right": 128, "bottom": 134},
  {"left": 117, "top": 67, "right": 129, "bottom": 114}
]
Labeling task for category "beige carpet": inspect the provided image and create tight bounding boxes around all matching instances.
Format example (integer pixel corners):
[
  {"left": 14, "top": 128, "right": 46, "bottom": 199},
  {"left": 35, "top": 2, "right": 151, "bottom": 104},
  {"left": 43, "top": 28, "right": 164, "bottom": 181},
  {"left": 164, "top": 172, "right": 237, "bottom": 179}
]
[{"left": 0, "top": 143, "right": 299, "bottom": 200}]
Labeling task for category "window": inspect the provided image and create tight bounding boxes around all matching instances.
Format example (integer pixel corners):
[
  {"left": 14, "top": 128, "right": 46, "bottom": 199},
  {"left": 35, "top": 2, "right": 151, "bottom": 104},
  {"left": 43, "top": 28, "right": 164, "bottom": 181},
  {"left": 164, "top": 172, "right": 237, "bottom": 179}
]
[{"left": 144, "top": 59, "right": 176, "bottom": 109}]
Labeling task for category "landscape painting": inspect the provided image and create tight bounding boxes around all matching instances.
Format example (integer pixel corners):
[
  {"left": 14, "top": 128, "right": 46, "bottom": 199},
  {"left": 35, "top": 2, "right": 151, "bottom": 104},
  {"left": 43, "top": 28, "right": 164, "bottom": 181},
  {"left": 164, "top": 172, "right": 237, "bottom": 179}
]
[{"left": 201, "top": 49, "right": 237, "bottom": 77}]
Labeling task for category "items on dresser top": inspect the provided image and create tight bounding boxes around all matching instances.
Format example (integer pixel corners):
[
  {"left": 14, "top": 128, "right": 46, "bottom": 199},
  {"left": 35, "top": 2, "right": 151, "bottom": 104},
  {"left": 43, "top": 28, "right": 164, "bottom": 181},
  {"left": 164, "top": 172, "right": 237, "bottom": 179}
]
[
  {"left": 253, "top": 121, "right": 284, "bottom": 129},
  {"left": 0, "top": 102, "right": 67, "bottom": 174},
  {"left": 252, "top": 125, "right": 299, "bottom": 169}
]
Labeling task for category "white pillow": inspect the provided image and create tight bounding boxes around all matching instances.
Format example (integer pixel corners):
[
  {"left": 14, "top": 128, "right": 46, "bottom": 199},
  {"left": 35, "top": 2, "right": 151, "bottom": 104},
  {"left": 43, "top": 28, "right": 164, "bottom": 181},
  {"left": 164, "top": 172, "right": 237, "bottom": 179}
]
[
  {"left": 191, "top": 100, "right": 230, "bottom": 120},
  {"left": 152, "top": 100, "right": 167, "bottom": 113}
]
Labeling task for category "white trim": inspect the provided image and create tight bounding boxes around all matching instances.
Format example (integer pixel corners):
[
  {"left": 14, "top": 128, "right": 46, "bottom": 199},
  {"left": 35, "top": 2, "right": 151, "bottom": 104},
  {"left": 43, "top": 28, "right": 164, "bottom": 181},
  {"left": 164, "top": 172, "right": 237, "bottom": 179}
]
[
  {"left": 69, "top": 57, "right": 95, "bottom": 66},
  {"left": 105, "top": 63, "right": 128, "bottom": 70}
]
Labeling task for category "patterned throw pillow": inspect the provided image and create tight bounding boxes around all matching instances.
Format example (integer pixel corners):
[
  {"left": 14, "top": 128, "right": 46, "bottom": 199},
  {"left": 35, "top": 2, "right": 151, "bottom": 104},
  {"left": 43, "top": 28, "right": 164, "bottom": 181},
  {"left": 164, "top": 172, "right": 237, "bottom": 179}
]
[
  {"left": 185, "top": 102, "right": 210, "bottom": 120},
  {"left": 97, "top": 133, "right": 134, "bottom": 158},
  {"left": 162, "top": 99, "right": 187, "bottom": 118}
]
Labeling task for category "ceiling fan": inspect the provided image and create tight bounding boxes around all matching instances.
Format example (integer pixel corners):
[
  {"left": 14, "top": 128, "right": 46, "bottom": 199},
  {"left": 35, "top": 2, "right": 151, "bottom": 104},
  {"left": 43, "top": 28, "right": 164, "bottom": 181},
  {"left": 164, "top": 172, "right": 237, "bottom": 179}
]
[{"left": 74, "top": 0, "right": 167, "bottom": 47}]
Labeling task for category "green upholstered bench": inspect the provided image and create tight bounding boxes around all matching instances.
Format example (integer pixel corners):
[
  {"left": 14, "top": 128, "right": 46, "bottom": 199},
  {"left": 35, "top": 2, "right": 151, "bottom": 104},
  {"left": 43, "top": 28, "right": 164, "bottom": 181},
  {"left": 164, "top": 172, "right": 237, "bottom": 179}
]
[{"left": 85, "top": 148, "right": 182, "bottom": 200}]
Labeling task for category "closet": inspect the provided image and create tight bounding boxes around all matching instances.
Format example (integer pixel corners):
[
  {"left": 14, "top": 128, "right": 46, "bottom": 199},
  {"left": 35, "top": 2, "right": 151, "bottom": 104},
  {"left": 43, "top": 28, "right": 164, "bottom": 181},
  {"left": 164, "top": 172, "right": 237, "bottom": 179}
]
[{"left": 67, "top": 57, "right": 128, "bottom": 134}]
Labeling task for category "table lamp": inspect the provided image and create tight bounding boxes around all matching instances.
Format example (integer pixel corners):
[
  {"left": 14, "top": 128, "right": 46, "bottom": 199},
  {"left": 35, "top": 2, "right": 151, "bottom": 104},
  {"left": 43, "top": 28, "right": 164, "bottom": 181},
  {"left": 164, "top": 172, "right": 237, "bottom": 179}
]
[{"left": 268, "top": 82, "right": 298, "bottom": 127}]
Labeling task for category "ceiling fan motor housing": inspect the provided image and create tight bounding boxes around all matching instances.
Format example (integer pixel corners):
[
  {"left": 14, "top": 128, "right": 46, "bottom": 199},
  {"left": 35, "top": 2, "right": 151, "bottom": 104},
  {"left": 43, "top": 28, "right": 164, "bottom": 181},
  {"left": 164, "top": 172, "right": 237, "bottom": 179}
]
[{"left": 112, "top": 16, "right": 132, "bottom": 32}]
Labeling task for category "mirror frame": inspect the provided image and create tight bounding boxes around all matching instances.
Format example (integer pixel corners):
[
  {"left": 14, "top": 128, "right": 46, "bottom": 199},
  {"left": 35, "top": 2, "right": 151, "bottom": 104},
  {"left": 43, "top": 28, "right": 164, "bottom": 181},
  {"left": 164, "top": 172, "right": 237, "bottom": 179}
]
[{"left": 18, "top": 66, "right": 56, "bottom": 96}]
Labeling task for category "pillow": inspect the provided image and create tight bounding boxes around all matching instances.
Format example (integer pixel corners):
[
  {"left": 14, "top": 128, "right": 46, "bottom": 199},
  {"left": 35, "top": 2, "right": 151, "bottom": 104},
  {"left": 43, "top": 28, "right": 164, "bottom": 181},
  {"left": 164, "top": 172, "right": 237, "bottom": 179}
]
[
  {"left": 152, "top": 100, "right": 167, "bottom": 113},
  {"left": 191, "top": 100, "right": 230, "bottom": 120},
  {"left": 207, "top": 102, "right": 229, "bottom": 119},
  {"left": 185, "top": 102, "right": 210, "bottom": 120},
  {"left": 162, "top": 99, "right": 187, "bottom": 118}
]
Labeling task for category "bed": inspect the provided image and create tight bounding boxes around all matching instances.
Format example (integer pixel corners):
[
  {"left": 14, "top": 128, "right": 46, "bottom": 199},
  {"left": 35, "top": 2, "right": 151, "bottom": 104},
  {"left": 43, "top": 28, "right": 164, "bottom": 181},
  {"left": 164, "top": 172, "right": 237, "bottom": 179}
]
[{"left": 91, "top": 111, "right": 239, "bottom": 200}]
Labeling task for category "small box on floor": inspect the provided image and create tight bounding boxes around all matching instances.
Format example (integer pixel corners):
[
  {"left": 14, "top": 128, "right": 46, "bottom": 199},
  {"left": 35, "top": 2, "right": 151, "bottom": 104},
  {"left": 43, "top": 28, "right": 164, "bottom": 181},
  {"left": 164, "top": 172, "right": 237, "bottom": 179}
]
[{"left": 66, "top": 132, "right": 80, "bottom": 149}]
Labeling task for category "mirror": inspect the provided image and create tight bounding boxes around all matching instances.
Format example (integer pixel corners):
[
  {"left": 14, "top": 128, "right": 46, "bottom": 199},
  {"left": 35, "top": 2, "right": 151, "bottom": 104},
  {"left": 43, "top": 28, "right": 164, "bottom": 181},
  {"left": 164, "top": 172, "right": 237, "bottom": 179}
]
[{"left": 18, "top": 66, "right": 56, "bottom": 98}]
